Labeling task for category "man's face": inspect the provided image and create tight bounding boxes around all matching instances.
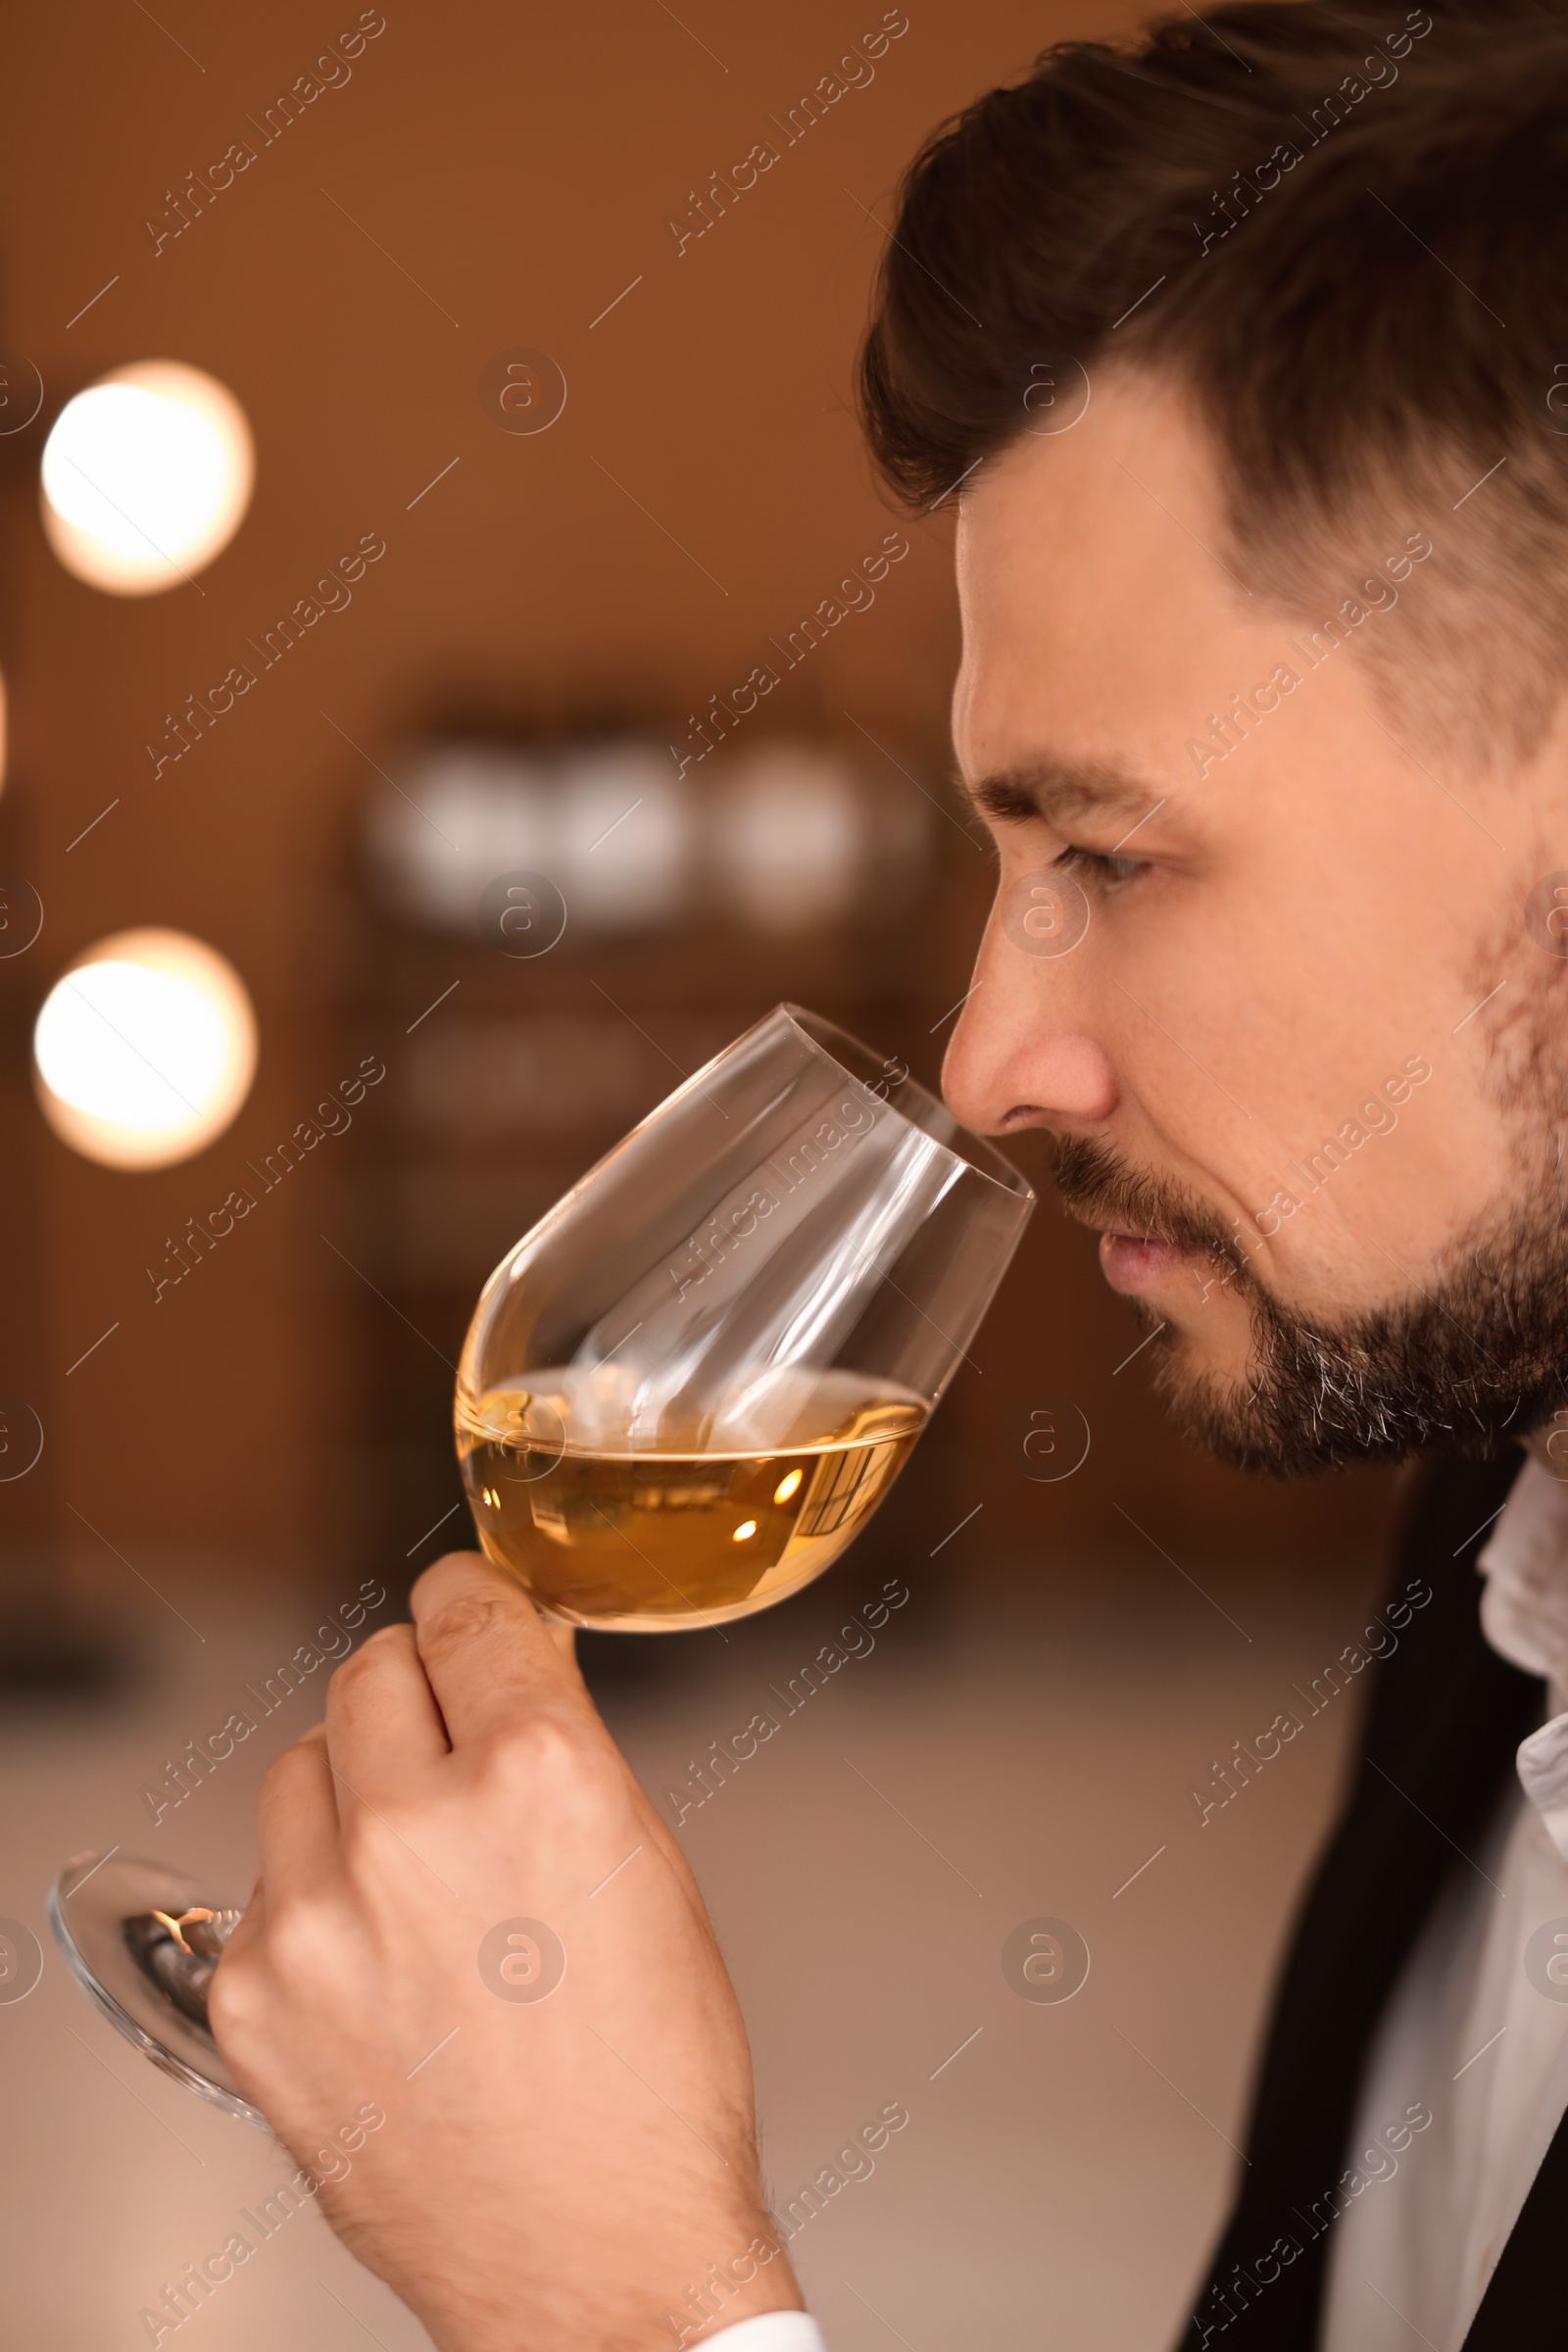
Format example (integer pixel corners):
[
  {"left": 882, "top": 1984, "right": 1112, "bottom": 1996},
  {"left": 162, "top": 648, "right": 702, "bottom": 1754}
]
[{"left": 943, "top": 368, "right": 1568, "bottom": 1472}]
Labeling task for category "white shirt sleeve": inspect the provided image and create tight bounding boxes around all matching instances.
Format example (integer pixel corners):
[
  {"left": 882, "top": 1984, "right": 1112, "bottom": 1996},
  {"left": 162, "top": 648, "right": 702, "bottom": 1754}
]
[{"left": 700, "top": 2318, "right": 826, "bottom": 2351}]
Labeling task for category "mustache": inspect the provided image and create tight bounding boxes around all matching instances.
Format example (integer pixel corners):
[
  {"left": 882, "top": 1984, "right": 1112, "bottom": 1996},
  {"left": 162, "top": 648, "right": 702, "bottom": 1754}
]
[{"left": 1051, "top": 1135, "right": 1246, "bottom": 1269}]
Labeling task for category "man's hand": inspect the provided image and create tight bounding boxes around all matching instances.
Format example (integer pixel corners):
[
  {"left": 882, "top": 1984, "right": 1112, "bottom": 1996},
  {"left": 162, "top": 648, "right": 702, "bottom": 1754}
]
[{"left": 210, "top": 1551, "right": 802, "bottom": 2351}]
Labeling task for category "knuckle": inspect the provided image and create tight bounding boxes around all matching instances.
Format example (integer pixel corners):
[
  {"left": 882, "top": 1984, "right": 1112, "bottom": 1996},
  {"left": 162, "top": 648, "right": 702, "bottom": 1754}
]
[
  {"left": 352, "top": 1621, "right": 405, "bottom": 1662},
  {"left": 476, "top": 1710, "right": 587, "bottom": 1793},
  {"left": 258, "top": 1740, "right": 309, "bottom": 1804},
  {"left": 329, "top": 1623, "right": 403, "bottom": 1692},
  {"left": 262, "top": 1893, "right": 338, "bottom": 1983},
  {"left": 420, "top": 1592, "right": 506, "bottom": 1655}
]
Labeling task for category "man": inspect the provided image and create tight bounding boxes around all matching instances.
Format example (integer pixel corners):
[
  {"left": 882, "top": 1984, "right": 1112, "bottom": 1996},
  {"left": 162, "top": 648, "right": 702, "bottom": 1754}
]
[{"left": 211, "top": 2, "right": 1568, "bottom": 2345}]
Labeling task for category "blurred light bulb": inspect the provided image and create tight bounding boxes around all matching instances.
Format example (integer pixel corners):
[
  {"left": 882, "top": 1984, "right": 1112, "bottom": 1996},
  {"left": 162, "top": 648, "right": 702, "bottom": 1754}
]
[
  {"left": 33, "top": 928, "right": 257, "bottom": 1169},
  {"left": 40, "top": 362, "right": 254, "bottom": 595},
  {"left": 711, "top": 744, "right": 865, "bottom": 934},
  {"left": 366, "top": 735, "right": 695, "bottom": 939}
]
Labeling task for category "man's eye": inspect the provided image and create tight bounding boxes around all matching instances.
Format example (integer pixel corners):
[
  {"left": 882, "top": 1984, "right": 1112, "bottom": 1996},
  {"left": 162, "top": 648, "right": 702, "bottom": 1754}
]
[{"left": 1053, "top": 845, "right": 1146, "bottom": 888}]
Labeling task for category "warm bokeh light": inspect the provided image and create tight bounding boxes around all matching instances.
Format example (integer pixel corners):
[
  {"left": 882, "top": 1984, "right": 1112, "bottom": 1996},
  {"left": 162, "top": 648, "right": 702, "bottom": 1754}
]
[
  {"left": 39, "top": 362, "right": 254, "bottom": 595},
  {"left": 712, "top": 745, "right": 866, "bottom": 933},
  {"left": 32, "top": 928, "right": 258, "bottom": 1169},
  {"left": 367, "top": 737, "right": 693, "bottom": 935}
]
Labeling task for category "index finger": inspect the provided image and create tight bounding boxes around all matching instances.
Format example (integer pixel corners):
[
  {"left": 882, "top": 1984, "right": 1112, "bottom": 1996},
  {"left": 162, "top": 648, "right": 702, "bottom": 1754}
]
[{"left": 409, "top": 1549, "right": 585, "bottom": 1747}]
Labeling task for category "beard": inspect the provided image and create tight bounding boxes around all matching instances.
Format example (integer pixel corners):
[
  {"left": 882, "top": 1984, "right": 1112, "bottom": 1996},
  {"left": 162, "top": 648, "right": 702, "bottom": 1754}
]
[{"left": 1050, "top": 1131, "right": 1568, "bottom": 1478}]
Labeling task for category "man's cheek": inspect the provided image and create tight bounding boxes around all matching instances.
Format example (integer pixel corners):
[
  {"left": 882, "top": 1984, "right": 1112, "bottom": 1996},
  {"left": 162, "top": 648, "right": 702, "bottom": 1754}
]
[{"left": 1254, "top": 1190, "right": 1299, "bottom": 1237}]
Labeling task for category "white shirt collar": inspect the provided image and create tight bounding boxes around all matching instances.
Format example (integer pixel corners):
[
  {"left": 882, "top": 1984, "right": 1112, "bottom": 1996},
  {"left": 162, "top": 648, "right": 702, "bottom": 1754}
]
[{"left": 1478, "top": 1454, "right": 1568, "bottom": 1859}]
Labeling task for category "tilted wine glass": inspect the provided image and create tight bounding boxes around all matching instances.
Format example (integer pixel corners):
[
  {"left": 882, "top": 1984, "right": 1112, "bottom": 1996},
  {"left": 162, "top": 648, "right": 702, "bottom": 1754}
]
[{"left": 454, "top": 1004, "right": 1033, "bottom": 1627}]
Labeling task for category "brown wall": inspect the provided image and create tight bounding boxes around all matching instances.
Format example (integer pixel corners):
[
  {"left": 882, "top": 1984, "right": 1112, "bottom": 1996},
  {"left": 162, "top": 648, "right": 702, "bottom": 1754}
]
[{"left": 0, "top": 0, "right": 1396, "bottom": 1617}]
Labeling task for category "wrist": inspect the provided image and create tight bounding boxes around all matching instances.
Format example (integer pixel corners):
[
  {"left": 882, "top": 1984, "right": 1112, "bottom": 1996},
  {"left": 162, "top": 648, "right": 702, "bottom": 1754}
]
[
  {"left": 402, "top": 2209, "right": 803, "bottom": 2352},
  {"left": 657, "top": 2226, "right": 805, "bottom": 2347}
]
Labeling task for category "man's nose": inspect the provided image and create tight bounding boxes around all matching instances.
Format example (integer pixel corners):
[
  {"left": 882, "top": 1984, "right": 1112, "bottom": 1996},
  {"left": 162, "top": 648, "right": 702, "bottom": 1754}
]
[{"left": 941, "top": 912, "right": 1118, "bottom": 1137}]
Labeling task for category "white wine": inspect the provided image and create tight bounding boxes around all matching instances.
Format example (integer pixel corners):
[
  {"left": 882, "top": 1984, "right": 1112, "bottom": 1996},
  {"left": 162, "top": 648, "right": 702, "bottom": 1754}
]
[{"left": 456, "top": 1367, "right": 926, "bottom": 1629}]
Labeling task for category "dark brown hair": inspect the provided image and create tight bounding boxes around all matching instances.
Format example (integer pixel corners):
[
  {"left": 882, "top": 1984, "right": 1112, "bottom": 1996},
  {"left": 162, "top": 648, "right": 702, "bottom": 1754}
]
[{"left": 859, "top": 0, "right": 1568, "bottom": 749}]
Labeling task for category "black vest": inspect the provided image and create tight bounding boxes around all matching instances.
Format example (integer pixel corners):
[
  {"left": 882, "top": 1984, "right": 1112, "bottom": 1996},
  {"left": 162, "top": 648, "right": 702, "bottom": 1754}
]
[{"left": 1183, "top": 1447, "right": 1566, "bottom": 2349}]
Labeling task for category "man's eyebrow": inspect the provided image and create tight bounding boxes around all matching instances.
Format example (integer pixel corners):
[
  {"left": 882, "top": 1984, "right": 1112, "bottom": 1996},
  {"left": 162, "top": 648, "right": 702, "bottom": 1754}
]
[{"left": 959, "top": 760, "right": 1167, "bottom": 835}]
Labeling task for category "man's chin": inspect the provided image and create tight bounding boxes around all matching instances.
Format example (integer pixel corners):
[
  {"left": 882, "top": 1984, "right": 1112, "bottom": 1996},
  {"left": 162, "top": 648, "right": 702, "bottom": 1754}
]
[
  {"left": 1092, "top": 1287, "right": 1277, "bottom": 1471},
  {"left": 1152, "top": 1350, "right": 1299, "bottom": 1479},
  {"left": 1126, "top": 1315, "right": 1291, "bottom": 1477},
  {"left": 1142, "top": 1277, "right": 1544, "bottom": 1482}
]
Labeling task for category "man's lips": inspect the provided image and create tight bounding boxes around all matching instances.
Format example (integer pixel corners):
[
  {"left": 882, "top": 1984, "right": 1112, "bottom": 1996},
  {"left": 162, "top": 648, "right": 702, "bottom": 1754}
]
[{"left": 1098, "top": 1229, "right": 1190, "bottom": 1295}]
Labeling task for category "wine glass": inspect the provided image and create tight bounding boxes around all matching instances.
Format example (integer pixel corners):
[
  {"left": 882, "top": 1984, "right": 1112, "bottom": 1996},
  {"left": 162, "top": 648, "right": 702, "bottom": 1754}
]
[
  {"left": 50, "top": 1003, "right": 1032, "bottom": 2117},
  {"left": 49, "top": 1851, "right": 264, "bottom": 2125},
  {"left": 454, "top": 1004, "right": 1032, "bottom": 1628}
]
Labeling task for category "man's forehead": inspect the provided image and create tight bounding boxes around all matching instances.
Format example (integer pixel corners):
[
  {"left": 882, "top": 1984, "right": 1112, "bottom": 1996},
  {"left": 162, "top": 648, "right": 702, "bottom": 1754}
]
[
  {"left": 956, "top": 373, "right": 1222, "bottom": 589},
  {"left": 951, "top": 377, "right": 1288, "bottom": 810}
]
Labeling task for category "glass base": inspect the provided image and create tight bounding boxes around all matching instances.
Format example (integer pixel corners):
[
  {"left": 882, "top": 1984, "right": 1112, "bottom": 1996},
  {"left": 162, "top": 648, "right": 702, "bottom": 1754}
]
[{"left": 49, "top": 1850, "right": 269, "bottom": 2130}]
